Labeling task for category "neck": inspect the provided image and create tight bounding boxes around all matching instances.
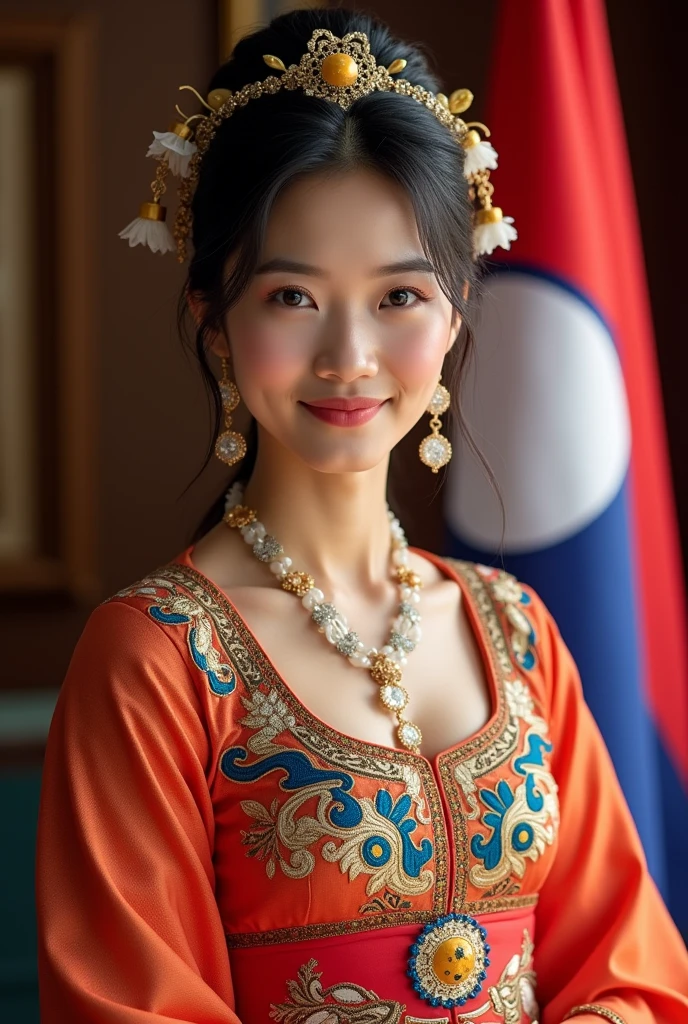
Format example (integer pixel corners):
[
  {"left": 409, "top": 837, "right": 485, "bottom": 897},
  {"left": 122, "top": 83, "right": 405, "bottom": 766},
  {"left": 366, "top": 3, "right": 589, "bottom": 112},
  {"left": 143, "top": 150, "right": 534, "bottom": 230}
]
[{"left": 240, "top": 435, "right": 400, "bottom": 599}]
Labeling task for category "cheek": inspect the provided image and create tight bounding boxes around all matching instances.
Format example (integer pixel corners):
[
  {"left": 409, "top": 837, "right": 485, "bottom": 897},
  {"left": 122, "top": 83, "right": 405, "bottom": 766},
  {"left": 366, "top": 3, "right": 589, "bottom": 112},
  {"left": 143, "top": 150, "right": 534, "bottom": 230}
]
[
  {"left": 230, "top": 322, "right": 306, "bottom": 393},
  {"left": 385, "top": 318, "right": 449, "bottom": 388}
]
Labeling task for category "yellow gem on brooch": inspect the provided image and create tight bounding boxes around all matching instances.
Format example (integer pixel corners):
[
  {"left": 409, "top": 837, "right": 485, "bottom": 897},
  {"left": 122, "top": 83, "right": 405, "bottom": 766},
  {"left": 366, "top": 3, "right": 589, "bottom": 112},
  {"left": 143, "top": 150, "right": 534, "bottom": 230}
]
[
  {"left": 320, "top": 52, "right": 359, "bottom": 87},
  {"left": 395, "top": 566, "right": 423, "bottom": 589},
  {"left": 223, "top": 505, "right": 257, "bottom": 528},
  {"left": 370, "top": 652, "right": 402, "bottom": 687},
  {"left": 432, "top": 936, "right": 477, "bottom": 985},
  {"left": 408, "top": 912, "right": 490, "bottom": 1007},
  {"left": 281, "top": 571, "right": 315, "bottom": 597}
]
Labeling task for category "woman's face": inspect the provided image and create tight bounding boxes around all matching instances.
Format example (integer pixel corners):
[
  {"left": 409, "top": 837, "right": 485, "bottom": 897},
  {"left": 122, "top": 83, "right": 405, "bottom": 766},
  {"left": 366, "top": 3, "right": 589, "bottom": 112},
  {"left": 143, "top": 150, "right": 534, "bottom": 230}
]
[{"left": 213, "top": 168, "right": 461, "bottom": 474}]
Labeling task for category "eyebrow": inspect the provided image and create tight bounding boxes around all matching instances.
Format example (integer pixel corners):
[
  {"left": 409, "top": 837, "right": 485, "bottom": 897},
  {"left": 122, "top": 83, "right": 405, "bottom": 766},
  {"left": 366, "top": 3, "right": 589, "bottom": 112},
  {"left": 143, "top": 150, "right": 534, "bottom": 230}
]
[{"left": 254, "top": 256, "right": 436, "bottom": 278}]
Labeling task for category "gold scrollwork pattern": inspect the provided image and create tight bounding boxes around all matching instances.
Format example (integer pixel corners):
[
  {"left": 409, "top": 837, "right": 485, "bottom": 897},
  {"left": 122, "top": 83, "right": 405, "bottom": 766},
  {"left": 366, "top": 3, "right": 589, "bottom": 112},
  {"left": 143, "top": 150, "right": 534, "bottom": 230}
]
[
  {"left": 227, "top": 687, "right": 435, "bottom": 897},
  {"left": 454, "top": 929, "right": 539, "bottom": 1024},
  {"left": 467, "top": 686, "right": 559, "bottom": 890},
  {"left": 562, "top": 1006, "right": 627, "bottom": 1024},
  {"left": 268, "top": 931, "right": 538, "bottom": 1024},
  {"left": 474, "top": 564, "right": 538, "bottom": 672},
  {"left": 109, "top": 578, "right": 237, "bottom": 695},
  {"left": 268, "top": 958, "right": 404, "bottom": 1022}
]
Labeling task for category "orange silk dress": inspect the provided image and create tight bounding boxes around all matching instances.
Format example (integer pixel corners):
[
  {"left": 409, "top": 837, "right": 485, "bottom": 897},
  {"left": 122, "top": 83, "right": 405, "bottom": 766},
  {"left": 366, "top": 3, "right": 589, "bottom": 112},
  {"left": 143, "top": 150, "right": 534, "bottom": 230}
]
[{"left": 35, "top": 546, "right": 688, "bottom": 1024}]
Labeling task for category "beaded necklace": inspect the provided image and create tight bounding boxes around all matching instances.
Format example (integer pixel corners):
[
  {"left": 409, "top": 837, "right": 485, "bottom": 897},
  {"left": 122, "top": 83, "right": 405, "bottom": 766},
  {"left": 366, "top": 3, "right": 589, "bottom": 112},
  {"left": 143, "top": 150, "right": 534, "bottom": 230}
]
[{"left": 223, "top": 481, "right": 424, "bottom": 751}]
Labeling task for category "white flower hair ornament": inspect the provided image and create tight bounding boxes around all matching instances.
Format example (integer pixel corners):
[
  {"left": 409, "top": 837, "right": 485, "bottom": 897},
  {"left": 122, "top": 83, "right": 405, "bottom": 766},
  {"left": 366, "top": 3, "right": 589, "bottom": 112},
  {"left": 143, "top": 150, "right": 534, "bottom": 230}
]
[
  {"left": 146, "top": 128, "right": 197, "bottom": 178},
  {"left": 118, "top": 28, "right": 517, "bottom": 262}
]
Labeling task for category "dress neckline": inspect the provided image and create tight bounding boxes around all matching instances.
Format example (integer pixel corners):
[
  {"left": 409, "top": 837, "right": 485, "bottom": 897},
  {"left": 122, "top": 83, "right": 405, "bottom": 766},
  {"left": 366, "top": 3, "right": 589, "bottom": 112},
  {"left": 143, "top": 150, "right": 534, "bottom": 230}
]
[{"left": 174, "top": 542, "right": 506, "bottom": 772}]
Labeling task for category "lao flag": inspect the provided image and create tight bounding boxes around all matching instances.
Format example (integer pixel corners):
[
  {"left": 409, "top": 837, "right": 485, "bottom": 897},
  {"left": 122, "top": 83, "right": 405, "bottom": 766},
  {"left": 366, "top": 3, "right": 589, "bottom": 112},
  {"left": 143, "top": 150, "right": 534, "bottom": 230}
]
[{"left": 444, "top": 0, "right": 688, "bottom": 933}]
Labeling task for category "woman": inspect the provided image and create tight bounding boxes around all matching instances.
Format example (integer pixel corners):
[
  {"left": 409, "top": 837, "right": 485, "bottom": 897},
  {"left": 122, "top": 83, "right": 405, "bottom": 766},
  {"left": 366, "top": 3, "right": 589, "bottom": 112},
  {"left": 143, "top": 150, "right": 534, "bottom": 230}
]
[{"left": 35, "top": 7, "right": 688, "bottom": 1023}]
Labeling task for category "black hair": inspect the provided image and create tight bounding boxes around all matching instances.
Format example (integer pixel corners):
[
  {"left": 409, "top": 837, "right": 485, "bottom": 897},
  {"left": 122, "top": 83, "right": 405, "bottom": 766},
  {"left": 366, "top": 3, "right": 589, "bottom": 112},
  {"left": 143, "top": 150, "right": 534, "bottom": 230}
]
[{"left": 178, "top": 4, "right": 503, "bottom": 543}]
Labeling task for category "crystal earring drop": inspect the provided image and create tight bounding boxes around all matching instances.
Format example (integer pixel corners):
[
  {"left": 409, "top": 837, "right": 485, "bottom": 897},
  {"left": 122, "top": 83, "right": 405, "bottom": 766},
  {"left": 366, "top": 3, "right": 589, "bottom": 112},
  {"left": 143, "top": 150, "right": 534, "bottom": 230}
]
[
  {"left": 214, "top": 357, "right": 247, "bottom": 466},
  {"left": 418, "top": 374, "right": 452, "bottom": 473}
]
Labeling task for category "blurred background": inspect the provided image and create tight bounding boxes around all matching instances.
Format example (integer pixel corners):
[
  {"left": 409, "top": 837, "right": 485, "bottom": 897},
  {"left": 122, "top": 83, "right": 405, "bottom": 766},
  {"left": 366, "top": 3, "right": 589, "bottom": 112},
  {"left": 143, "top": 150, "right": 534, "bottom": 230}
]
[{"left": 0, "top": 0, "right": 684, "bottom": 1019}]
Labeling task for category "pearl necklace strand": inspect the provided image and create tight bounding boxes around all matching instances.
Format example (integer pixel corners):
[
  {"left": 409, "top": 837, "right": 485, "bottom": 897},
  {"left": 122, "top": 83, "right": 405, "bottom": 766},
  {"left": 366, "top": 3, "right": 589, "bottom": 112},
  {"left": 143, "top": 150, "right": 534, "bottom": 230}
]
[{"left": 223, "top": 481, "right": 424, "bottom": 752}]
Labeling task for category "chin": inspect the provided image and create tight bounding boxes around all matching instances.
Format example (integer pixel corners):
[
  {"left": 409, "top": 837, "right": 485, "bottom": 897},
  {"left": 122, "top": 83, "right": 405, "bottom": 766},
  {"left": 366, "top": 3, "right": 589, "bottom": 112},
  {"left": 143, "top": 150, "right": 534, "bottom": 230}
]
[{"left": 291, "top": 443, "right": 391, "bottom": 475}]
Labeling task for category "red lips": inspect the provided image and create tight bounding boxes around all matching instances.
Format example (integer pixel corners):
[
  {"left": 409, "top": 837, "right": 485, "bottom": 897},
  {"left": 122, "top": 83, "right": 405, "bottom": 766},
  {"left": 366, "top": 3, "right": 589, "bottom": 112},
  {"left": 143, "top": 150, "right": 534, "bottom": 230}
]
[
  {"left": 302, "top": 397, "right": 386, "bottom": 411},
  {"left": 300, "top": 397, "right": 389, "bottom": 427}
]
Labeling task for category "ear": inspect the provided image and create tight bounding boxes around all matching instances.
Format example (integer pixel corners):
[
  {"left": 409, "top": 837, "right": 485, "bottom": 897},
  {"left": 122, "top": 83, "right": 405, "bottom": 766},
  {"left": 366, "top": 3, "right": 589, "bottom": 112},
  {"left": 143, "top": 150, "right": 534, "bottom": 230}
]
[
  {"left": 185, "top": 285, "right": 205, "bottom": 327},
  {"left": 208, "top": 333, "right": 231, "bottom": 359},
  {"left": 447, "top": 280, "right": 471, "bottom": 352},
  {"left": 185, "top": 286, "right": 231, "bottom": 359}
]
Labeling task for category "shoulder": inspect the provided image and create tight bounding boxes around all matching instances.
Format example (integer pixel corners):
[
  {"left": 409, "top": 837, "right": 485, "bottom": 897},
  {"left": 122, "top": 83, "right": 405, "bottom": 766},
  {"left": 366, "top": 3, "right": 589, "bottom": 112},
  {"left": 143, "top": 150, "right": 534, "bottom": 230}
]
[
  {"left": 438, "top": 554, "right": 568, "bottom": 680},
  {"left": 57, "top": 554, "right": 240, "bottom": 737},
  {"left": 53, "top": 566, "right": 218, "bottom": 770},
  {"left": 85, "top": 557, "right": 245, "bottom": 702},
  {"left": 66, "top": 559, "right": 206, "bottom": 693}
]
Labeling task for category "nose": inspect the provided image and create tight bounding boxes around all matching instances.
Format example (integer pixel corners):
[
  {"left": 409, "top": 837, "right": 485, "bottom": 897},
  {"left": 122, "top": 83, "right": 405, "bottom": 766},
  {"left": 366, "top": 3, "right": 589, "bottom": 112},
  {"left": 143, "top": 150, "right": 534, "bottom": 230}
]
[{"left": 312, "top": 312, "right": 379, "bottom": 382}]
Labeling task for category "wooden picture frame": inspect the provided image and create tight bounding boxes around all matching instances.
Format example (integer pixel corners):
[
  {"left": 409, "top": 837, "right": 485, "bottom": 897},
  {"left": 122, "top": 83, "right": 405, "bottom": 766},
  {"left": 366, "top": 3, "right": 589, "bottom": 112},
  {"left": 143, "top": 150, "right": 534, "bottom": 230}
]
[{"left": 0, "top": 17, "right": 97, "bottom": 599}]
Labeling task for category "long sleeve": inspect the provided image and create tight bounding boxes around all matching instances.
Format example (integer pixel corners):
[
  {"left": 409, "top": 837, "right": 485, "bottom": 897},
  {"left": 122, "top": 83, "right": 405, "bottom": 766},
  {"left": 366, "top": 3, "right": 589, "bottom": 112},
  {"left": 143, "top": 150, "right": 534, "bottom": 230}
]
[
  {"left": 526, "top": 586, "right": 688, "bottom": 1024},
  {"left": 35, "top": 600, "right": 241, "bottom": 1023}
]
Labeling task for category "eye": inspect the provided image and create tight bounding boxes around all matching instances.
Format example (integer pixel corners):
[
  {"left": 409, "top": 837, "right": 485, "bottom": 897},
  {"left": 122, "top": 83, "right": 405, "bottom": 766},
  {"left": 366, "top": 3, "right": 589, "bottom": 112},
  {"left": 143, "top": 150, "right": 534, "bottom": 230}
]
[
  {"left": 267, "top": 286, "right": 315, "bottom": 308},
  {"left": 267, "top": 285, "right": 431, "bottom": 309},
  {"left": 381, "top": 287, "right": 431, "bottom": 308}
]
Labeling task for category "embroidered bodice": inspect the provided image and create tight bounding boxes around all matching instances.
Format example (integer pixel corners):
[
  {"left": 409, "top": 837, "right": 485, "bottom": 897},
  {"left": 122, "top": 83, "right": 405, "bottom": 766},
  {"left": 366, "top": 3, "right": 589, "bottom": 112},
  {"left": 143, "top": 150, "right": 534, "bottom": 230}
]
[{"left": 35, "top": 545, "right": 688, "bottom": 1024}]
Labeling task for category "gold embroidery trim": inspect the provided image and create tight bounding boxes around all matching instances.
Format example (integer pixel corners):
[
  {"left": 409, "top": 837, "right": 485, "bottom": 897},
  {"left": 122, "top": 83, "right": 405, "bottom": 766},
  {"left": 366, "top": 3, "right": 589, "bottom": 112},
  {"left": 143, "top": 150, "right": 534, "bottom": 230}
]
[
  {"left": 563, "top": 1005, "right": 627, "bottom": 1024},
  {"left": 224, "top": 893, "right": 538, "bottom": 947},
  {"left": 464, "top": 893, "right": 539, "bottom": 914},
  {"left": 439, "top": 560, "right": 558, "bottom": 912},
  {"left": 225, "top": 913, "right": 433, "bottom": 948},
  {"left": 406, "top": 1018, "right": 450, "bottom": 1023},
  {"left": 437, "top": 560, "right": 517, "bottom": 909},
  {"left": 269, "top": 958, "right": 404, "bottom": 1022}
]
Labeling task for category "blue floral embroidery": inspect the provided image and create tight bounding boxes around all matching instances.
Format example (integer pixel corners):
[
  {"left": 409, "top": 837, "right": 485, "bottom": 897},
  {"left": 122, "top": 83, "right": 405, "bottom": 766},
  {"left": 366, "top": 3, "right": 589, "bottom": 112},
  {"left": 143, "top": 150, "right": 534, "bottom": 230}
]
[
  {"left": 222, "top": 747, "right": 363, "bottom": 828},
  {"left": 224, "top": 743, "right": 434, "bottom": 895},
  {"left": 514, "top": 733, "right": 552, "bottom": 776},
  {"left": 471, "top": 780, "right": 524, "bottom": 870},
  {"left": 469, "top": 731, "right": 558, "bottom": 886},
  {"left": 374, "top": 790, "right": 433, "bottom": 878}
]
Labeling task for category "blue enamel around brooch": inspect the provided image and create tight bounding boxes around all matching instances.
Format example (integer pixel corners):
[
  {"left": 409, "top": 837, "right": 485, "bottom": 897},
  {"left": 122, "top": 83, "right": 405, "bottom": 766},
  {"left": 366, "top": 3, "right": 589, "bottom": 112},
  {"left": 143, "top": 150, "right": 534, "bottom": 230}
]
[{"left": 407, "top": 913, "right": 490, "bottom": 1008}]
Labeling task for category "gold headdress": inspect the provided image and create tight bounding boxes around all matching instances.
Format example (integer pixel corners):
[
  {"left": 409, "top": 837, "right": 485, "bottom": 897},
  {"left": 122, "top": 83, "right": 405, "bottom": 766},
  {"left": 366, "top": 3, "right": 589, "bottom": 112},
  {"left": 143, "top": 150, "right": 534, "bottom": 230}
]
[{"left": 119, "top": 28, "right": 517, "bottom": 263}]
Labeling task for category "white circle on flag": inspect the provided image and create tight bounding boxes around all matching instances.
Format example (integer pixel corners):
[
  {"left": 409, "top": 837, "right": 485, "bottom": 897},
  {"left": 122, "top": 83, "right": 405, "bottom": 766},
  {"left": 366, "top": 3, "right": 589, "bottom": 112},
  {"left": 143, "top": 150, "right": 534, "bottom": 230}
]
[{"left": 445, "top": 271, "right": 631, "bottom": 553}]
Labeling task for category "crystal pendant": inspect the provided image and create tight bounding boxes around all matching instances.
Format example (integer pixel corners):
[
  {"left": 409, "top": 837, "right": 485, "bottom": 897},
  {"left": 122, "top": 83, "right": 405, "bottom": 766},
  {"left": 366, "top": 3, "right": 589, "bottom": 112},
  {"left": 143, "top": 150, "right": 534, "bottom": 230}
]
[
  {"left": 215, "top": 430, "right": 247, "bottom": 466},
  {"left": 398, "top": 720, "right": 423, "bottom": 751},
  {"left": 418, "top": 433, "right": 452, "bottom": 472},
  {"left": 379, "top": 683, "right": 409, "bottom": 712},
  {"left": 427, "top": 382, "right": 450, "bottom": 415}
]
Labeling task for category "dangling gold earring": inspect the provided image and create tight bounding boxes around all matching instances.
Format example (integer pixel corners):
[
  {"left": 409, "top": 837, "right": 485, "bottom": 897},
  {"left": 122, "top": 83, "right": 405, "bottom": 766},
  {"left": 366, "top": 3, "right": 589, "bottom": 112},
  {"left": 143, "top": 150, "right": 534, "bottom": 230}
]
[
  {"left": 214, "top": 357, "right": 247, "bottom": 466},
  {"left": 418, "top": 374, "right": 452, "bottom": 473}
]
